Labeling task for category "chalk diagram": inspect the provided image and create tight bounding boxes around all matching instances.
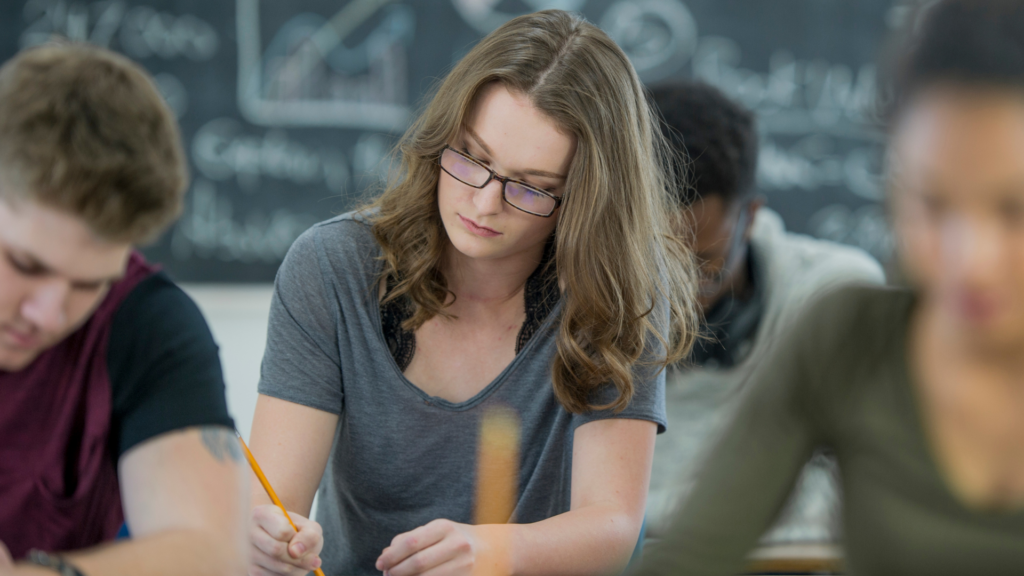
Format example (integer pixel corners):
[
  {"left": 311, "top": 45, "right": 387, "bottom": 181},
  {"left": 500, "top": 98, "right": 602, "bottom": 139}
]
[
  {"left": 236, "top": 0, "right": 415, "bottom": 131},
  {"left": 599, "top": 0, "right": 698, "bottom": 82},
  {"left": 450, "top": 0, "right": 697, "bottom": 82},
  {"left": 451, "top": 0, "right": 588, "bottom": 33},
  {"left": 235, "top": 0, "right": 695, "bottom": 130}
]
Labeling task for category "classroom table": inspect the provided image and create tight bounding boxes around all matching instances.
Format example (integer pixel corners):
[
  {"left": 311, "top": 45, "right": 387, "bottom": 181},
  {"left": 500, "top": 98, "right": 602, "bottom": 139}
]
[
  {"left": 640, "top": 539, "right": 844, "bottom": 575},
  {"left": 745, "top": 542, "right": 844, "bottom": 575}
]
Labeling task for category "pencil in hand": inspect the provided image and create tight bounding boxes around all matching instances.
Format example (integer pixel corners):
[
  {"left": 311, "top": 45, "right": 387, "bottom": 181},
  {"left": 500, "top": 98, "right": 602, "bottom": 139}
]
[{"left": 237, "top": 432, "right": 327, "bottom": 576}]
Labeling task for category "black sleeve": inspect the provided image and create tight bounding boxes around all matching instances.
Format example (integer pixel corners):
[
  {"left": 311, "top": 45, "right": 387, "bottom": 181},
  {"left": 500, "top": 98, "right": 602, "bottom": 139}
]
[{"left": 108, "top": 272, "right": 235, "bottom": 458}]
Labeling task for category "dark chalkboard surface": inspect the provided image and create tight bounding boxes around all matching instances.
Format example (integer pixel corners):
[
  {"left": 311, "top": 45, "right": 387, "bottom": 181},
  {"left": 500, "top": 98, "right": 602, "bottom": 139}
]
[{"left": 0, "top": 0, "right": 911, "bottom": 282}]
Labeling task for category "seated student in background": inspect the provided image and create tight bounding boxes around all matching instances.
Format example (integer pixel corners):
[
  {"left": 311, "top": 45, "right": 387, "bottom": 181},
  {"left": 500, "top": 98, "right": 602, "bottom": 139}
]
[
  {"left": 0, "top": 44, "right": 246, "bottom": 576},
  {"left": 246, "top": 9, "right": 700, "bottom": 576},
  {"left": 636, "top": 1, "right": 1024, "bottom": 574},
  {"left": 644, "top": 82, "right": 884, "bottom": 543}
]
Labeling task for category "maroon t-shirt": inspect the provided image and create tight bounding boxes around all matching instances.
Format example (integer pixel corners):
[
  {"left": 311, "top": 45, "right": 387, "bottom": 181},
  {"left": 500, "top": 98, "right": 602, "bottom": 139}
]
[{"left": 0, "top": 253, "right": 234, "bottom": 559}]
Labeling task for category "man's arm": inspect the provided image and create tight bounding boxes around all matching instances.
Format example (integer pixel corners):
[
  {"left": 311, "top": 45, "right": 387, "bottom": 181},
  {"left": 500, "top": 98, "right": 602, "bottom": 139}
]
[{"left": 6, "top": 426, "right": 248, "bottom": 576}]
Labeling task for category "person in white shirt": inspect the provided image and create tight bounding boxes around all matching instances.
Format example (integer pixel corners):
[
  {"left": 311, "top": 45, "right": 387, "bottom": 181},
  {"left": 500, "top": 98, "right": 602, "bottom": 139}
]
[{"left": 646, "top": 81, "right": 885, "bottom": 544}]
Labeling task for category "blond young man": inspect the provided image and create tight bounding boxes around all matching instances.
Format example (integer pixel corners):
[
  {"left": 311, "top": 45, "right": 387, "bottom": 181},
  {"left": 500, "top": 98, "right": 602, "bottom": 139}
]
[{"left": 0, "top": 43, "right": 247, "bottom": 576}]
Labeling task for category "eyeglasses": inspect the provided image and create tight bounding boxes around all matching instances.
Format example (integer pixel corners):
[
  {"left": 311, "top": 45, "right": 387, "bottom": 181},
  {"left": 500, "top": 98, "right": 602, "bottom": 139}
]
[{"left": 438, "top": 145, "right": 564, "bottom": 217}]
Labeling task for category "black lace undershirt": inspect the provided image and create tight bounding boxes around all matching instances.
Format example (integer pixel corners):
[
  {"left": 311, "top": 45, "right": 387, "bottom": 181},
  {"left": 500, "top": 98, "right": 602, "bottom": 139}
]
[{"left": 380, "top": 244, "right": 560, "bottom": 372}]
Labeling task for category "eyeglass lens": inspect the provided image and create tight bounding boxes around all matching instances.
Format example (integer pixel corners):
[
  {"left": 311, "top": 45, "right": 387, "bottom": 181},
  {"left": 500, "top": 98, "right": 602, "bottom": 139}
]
[{"left": 441, "top": 148, "right": 557, "bottom": 216}]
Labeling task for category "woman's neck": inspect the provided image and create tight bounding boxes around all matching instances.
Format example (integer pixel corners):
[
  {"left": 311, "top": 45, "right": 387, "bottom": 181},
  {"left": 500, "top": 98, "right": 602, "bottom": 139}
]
[
  {"left": 443, "top": 242, "right": 546, "bottom": 308},
  {"left": 919, "top": 298, "right": 1024, "bottom": 379}
]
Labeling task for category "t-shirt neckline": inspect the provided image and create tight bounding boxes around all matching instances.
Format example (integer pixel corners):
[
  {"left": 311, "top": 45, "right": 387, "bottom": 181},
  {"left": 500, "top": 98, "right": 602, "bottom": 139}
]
[
  {"left": 370, "top": 263, "right": 564, "bottom": 412},
  {"left": 895, "top": 291, "right": 1024, "bottom": 517}
]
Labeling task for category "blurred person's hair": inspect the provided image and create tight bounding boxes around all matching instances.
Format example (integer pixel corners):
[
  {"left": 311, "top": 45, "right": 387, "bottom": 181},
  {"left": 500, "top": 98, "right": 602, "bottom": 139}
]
[
  {"left": 885, "top": 0, "right": 1024, "bottom": 122},
  {"left": 648, "top": 81, "right": 759, "bottom": 208},
  {"left": 367, "top": 9, "right": 700, "bottom": 414},
  {"left": 0, "top": 41, "right": 187, "bottom": 244}
]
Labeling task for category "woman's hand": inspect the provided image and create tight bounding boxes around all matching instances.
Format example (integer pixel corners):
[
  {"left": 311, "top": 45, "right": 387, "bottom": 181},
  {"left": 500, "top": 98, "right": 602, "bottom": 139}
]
[
  {"left": 376, "top": 520, "right": 510, "bottom": 576},
  {"left": 248, "top": 504, "right": 324, "bottom": 576},
  {"left": 0, "top": 540, "right": 11, "bottom": 571}
]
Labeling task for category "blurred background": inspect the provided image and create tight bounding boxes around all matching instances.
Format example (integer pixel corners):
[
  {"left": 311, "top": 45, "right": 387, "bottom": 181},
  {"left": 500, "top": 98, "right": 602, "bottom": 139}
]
[{"left": 0, "top": 0, "right": 913, "bottom": 437}]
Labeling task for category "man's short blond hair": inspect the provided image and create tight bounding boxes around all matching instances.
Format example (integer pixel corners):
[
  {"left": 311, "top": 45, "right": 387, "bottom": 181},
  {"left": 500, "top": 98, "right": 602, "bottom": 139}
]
[{"left": 0, "top": 42, "right": 187, "bottom": 243}]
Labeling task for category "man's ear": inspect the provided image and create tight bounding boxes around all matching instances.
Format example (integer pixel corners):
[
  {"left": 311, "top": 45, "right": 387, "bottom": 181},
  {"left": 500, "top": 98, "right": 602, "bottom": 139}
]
[{"left": 742, "top": 195, "right": 766, "bottom": 242}]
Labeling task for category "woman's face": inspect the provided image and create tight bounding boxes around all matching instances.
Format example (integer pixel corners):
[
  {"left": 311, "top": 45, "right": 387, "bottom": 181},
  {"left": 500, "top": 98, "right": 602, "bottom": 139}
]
[
  {"left": 893, "top": 87, "right": 1024, "bottom": 349},
  {"left": 438, "top": 83, "right": 576, "bottom": 263}
]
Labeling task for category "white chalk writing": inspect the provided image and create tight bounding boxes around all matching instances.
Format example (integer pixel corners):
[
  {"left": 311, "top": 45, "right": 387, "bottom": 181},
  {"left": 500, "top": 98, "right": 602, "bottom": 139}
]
[
  {"left": 20, "top": 0, "right": 219, "bottom": 61},
  {"left": 809, "top": 203, "right": 894, "bottom": 261},
  {"left": 192, "top": 118, "right": 351, "bottom": 194},
  {"left": 170, "top": 179, "right": 318, "bottom": 263}
]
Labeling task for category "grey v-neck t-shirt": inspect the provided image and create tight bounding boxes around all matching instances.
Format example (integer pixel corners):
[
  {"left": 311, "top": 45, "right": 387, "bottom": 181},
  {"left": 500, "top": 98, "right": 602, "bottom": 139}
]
[{"left": 258, "top": 212, "right": 667, "bottom": 576}]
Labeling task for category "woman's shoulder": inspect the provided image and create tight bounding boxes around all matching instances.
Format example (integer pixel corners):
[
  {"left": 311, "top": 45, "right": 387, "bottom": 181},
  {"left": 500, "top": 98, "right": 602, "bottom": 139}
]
[
  {"left": 787, "top": 283, "right": 914, "bottom": 375},
  {"left": 287, "top": 209, "right": 380, "bottom": 263},
  {"left": 806, "top": 283, "right": 913, "bottom": 329},
  {"left": 305, "top": 209, "right": 379, "bottom": 248},
  {"left": 278, "top": 209, "right": 383, "bottom": 289}
]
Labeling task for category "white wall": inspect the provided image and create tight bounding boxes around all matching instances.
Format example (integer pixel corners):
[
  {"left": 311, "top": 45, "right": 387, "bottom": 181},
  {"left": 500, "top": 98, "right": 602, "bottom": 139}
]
[
  {"left": 181, "top": 284, "right": 274, "bottom": 443},
  {"left": 185, "top": 284, "right": 322, "bottom": 519}
]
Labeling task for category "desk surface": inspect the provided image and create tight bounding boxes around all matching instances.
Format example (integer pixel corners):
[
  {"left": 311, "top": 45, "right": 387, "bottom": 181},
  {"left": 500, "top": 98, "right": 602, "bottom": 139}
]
[{"left": 746, "top": 543, "right": 844, "bottom": 574}]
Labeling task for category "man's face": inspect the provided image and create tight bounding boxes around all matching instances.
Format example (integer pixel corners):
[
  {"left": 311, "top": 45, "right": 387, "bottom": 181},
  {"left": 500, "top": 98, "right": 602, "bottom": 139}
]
[
  {"left": 679, "top": 194, "right": 759, "bottom": 309},
  {"left": 0, "top": 197, "right": 131, "bottom": 371}
]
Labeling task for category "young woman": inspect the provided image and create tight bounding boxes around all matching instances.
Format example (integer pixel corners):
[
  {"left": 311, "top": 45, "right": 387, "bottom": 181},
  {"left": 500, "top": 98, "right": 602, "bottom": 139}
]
[
  {"left": 245, "top": 10, "right": 698, "bottom": 576},
  {"left": 637, "top": 1, "right": 1024, "bottom": 574}
]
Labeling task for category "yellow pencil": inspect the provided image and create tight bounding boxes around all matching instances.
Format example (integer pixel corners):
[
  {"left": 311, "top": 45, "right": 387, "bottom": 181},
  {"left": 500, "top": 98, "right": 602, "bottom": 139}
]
[
  {"left": 474, "top": 406, "right": 520, "bottom": 576},
  {"left": 237, "top": 433, "right": 327, "bottom": 576}
]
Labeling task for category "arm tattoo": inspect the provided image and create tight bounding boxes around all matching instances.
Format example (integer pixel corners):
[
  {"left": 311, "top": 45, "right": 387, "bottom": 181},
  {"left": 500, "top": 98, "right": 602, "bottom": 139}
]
[{"left": 200, "top": 426, "right": 244, "bottom": 463}]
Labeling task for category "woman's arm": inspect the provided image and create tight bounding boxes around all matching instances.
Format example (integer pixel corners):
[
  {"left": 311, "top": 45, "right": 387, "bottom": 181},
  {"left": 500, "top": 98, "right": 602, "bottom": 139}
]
[
  {"left": 246, "top": 225, "right": 346, "bottom": 576},
  {"left": 636, "top": 388, "right": 816, "bottom": 576},
  {"left": 376, "top": 417, "right": 656, "bottom": 576},
  {"left": 514, "top": 417, "right": 655, "bottom": 575},
  {"left": 249, "top": 395, "right": 338, "bottom": 516},
  {"left": 247, "top": 395, "right": 339, "bottom": 576}
]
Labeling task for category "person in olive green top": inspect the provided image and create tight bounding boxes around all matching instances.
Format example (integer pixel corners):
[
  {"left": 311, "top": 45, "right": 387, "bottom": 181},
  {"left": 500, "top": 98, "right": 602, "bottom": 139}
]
[{"left": 636, "top": 1, "right": 1024, "bottom": 574}]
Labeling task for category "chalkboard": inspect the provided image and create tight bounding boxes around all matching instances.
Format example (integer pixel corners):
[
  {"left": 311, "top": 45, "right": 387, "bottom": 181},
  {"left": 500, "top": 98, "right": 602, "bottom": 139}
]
[{"left": 0, "top": 0, "right": 910, "bottom": 282}]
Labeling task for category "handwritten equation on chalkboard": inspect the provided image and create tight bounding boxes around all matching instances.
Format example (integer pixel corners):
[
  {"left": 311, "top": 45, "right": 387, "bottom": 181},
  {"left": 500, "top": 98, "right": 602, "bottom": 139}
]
[{"left": 2, "top": 0, "right": 912, "bottom": 281}]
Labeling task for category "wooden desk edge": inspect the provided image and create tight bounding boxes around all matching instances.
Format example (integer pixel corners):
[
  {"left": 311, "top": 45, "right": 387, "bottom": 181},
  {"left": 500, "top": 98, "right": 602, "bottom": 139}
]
[{"left": 745, "top": 543, "right": 844, "bottom": 574}]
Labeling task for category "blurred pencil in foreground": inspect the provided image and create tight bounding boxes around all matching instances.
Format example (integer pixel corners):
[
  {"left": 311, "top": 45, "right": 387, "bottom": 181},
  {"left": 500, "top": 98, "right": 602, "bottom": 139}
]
[
  {"left": 474, "top": 406, "right": 521, "bottom": 576},
  {"left": 475, "top": 406, "right": 520, "bottom": 524}
]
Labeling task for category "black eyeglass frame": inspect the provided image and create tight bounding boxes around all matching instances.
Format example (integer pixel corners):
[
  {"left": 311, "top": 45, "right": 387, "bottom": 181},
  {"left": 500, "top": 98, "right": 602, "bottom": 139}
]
[{"left": 437, "top": 145, "right": 564, "bottom": 217}]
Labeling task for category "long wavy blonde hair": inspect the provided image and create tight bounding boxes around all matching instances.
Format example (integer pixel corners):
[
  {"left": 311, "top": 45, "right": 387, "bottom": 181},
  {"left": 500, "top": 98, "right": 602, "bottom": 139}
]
[{"left": 369, "top": 9, "right": 699, "bottom": 413}]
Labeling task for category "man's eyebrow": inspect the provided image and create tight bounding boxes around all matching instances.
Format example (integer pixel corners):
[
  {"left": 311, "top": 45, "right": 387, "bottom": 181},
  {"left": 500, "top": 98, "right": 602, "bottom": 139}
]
[
  {"left": 70, "top": 272, "right": 124, "bottom": 287},
  {"left": 9, "top": 249, "right": 123, "bottom": 285},
  {"left": 464, "top": 126, "right": 568, "bottom": 181}
]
